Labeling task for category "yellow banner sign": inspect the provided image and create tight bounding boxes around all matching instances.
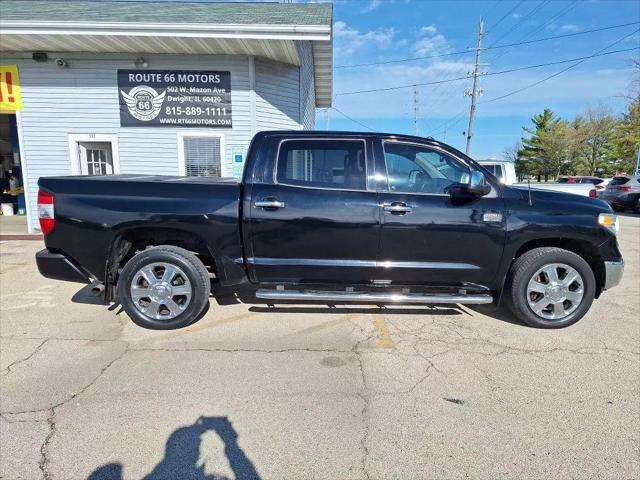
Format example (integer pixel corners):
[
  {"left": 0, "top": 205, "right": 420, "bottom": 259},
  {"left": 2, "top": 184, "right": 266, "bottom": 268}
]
[{"left": 0, "top": 65, "right": 22, "bottom": 112}]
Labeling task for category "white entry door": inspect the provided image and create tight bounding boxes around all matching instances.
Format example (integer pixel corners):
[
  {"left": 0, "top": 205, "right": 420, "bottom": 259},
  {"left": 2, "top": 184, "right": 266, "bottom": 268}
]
[{"left": 78, "top": 141, "right": 114, "bottom": 175}]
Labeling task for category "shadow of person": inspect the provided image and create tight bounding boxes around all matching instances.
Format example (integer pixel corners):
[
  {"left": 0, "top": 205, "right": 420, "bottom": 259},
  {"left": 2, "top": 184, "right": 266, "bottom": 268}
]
[
  {"left": 87, "top": 417, "right": 261, "bottom": 480},
  {"left": 87, "top": 463, "right": 123, "bottom": 480}
]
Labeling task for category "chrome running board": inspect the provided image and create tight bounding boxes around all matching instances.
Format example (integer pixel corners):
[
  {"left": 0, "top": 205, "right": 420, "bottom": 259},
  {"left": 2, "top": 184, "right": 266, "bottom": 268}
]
[{"left": 255, "top": 289, "right": 493, "bottom": 305}]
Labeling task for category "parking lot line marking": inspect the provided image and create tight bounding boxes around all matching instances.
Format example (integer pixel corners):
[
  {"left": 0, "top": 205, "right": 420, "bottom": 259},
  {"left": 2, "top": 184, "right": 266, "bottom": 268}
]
[{"left": 372, "top": 315, "right": 394, "bottom": 349}]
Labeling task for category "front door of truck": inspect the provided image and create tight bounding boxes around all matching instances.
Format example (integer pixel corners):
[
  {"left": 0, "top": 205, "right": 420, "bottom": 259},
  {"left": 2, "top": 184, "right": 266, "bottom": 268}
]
[
  {"left": 376, "top": 139, "right": 505, "bottom": 287},
  {"left": 246, "top": 138, "right": 380, "bottom": 284}
]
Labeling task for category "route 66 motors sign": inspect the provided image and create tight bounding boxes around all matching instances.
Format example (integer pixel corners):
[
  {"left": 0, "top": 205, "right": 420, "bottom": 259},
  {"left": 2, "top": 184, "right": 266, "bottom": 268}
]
[{"left": 117, "top": 70, "right": 232, "bottom": 127}]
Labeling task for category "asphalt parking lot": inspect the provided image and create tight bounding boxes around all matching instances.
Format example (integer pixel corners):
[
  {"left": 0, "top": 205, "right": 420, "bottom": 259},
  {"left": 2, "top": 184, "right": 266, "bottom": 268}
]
[{"left": 1, "top": 215, "right": 638, "bottom": 480}]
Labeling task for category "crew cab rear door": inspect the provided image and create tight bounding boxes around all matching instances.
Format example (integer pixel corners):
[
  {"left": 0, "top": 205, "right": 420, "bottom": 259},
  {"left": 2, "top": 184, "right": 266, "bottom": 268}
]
[
  {"left": 375, "top": 138, "right": 506, "bottom": 287},
  {"left": 245, "top": 136, "right": 380, "bottom": 284}
]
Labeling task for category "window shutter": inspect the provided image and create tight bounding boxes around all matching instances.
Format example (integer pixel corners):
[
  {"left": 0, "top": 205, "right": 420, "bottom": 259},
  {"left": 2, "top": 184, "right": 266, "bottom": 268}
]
[{"left": 184, "top": 137, "right": 222, "bottom": 177}]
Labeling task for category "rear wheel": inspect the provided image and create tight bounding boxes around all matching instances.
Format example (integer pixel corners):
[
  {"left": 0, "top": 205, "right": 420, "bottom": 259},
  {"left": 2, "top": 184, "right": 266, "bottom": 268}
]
[
  {"left": 507, "top": 247, "right": 595, "bottom": 328},
  {"left": 117, "top": 245, "right": 210, "bottom": 329}
]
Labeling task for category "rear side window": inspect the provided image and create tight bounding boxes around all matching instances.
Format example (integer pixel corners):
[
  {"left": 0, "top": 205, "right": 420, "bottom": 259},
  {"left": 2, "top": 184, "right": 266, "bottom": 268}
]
[
  {"left": 481, "top": 164, "right": 503, "bottom": 180},
  {"left": 610, "top": 177, "right": 630, "bottom": 186},
  {"left": 483, "top": 164, "right": 497, "bottom": 176},
  {"left": 577, "top": 178, "right": 602, "bottom": 185},
  {"left": 276, "top": 139, "right": 366, "bottom": 190}
]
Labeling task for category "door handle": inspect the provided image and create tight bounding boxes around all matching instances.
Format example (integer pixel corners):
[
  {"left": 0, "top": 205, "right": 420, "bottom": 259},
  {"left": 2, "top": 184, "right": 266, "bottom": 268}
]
[
  {"left": 255, "top": 199, "right": 286, "bottom": 209},
  {"left": 382, "top": 202, "right": 412, "bottom": 214}
]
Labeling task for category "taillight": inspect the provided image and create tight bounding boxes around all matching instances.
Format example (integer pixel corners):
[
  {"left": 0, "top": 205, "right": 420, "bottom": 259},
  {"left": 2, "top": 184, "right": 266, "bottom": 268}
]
[
  {"left": 37, "top": 190, "right": 55, "bottom": 235},
  {"left": 620, "top": 186, "right": 632, "bottom": 192},
  {"left": 589, "top": 189, "right": 597, "bottom": 198}
]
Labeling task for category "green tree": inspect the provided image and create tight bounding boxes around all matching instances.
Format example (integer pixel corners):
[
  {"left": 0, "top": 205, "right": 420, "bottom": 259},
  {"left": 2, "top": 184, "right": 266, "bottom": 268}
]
[
  {"left": 611, "top": 99, "right": 640, "bottom": 174},
  {"left": 518, "top": 108, "right": 570, "bottom": 181},
  {"left": 574, "top": 107, "right": 617, "bottom": 176}
]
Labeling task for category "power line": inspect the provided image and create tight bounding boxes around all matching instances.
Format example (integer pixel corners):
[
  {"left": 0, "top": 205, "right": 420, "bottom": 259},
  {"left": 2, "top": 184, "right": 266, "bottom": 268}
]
[
  {"left": 486, "top": 0, "right": 581, "bottom": 66},
  {"left": 334, "top": 21, "right": 638, "bottom": 69},
  {"left": 482, "top": 28, "right": 640, "bottom": 104},
  {"left": 485, "top": 0, "right": 526, "bottom": 33},
  {"left": 335, "top": 47, "right": 637, "bottom": 96},
  {"left": 330, "top": 106, "right": 375, "bottom": 131},
  {"left": 487, "top": 0, "right": 552, "bottom": 47}
]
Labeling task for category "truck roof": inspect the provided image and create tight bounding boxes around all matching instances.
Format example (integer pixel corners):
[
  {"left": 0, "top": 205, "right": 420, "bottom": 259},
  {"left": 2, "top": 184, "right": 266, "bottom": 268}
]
[{"left": 255, "top": 129, "right": 442, "bottom": 143}]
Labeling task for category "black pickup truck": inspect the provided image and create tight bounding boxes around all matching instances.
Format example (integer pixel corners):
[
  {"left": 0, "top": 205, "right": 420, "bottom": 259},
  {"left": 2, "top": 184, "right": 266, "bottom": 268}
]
[{"left": 36, "top": 131, "right": 624, "bottom": 329}]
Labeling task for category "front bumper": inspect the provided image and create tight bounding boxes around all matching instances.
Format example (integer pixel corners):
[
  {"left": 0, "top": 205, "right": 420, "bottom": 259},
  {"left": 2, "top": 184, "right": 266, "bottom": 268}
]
[
  {"left": 36, "top": 249, "right": 91, "bottom": 284},
  {"left": 604, "top": 260, "right": 624, "bottom": 290}
]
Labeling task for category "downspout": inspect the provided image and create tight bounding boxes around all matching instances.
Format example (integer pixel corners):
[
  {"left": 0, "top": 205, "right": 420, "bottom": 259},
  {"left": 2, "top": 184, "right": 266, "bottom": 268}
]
[{"left": 248, "top": 55, "right": 256, "bottom": 137}]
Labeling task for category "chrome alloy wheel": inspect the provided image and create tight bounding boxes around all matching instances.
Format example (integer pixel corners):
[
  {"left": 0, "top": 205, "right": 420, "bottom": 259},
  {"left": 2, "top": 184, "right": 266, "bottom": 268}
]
[
  {"left": 130, "top": 262, "right": 192, "bottom": 320},
  {"left": 526, "top": 263, "right": 584, "bottom": 321}
]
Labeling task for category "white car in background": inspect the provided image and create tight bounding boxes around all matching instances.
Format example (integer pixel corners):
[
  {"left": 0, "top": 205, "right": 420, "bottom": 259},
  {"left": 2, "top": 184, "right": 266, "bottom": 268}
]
[{"left": 477, "top": 160, "right": 596, "bottom": 198}]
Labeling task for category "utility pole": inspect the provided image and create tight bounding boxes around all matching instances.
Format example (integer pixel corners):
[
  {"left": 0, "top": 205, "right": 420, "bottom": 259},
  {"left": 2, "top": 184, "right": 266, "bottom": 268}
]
[
  {"left": 413, "top": 85, "right": 419, "bottom": 136},
  {"left": 465, "top": 18, "right": 484, "bottom": 156}
]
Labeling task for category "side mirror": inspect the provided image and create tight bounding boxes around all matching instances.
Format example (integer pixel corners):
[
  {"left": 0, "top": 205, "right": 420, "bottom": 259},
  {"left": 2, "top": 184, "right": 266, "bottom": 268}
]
[{"left": 468, "top": 170, "right": 491, "bottom": 196}]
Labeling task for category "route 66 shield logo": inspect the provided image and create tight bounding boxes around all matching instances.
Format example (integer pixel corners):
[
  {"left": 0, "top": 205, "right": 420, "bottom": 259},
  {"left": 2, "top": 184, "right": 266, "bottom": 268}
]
[{"left": 120, "top": 86, "right": 166, "bottom": 121}]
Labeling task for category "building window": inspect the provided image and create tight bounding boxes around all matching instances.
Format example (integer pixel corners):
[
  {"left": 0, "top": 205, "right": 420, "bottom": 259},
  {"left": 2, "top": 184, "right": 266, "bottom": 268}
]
[
  {"left": 178, "top": 133, "right": 226, "bottom": 177},
  {"left": 277, "top": 139, "right": 366, "bottom": 190},
  {"left": 68, "top": 134, "right": 120, "bottom": 176},
  {"left": 79, "top": 142, "right": 114, "bottom": 175}
]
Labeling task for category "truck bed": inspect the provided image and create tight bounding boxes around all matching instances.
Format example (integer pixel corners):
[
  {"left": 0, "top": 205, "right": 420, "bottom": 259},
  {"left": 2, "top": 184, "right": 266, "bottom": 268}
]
[{"left": 38, "top": 175, "right": 242, "bottom": 282}]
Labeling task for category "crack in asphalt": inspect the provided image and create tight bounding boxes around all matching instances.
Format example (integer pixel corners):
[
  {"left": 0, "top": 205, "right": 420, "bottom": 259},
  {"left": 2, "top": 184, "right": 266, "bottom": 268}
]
[
  {"left": 129, "top": 346, "right": 353, "bottom": 354},
  {"left": 347, "top": 315, "right": 378, "bottom": 480},
  {"left": 38, "top": 410, "right": 55, "bottom": 480},
  {"left": 2, "top": 303, "right": 638, "bottom": 479},
  {"left": 1, "top": 339, "right": 49, "bottom": 376}
]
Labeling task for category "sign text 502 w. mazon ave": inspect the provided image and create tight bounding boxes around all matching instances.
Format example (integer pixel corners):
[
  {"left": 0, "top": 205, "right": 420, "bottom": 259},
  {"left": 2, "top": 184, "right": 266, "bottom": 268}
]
[{"left": 117, "top": 70, "right": 232, "bottom": 128}]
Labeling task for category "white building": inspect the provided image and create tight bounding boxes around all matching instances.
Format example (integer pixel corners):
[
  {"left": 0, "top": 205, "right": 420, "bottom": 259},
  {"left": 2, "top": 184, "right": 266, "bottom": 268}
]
[{"left": 0, "top": 0, "right": 333, "bottom": 232}]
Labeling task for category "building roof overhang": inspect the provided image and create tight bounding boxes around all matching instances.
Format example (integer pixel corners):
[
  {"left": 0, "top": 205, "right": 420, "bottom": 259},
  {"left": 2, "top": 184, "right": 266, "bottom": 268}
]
[{"left": 0, "top": 4, "right": 333, "bottom": 106}]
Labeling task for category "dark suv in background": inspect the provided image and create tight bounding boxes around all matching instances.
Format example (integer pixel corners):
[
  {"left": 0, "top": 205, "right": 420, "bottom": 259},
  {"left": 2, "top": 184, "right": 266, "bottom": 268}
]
[{"left": 602, "top": 175, "right": 640, "bottom": 212}]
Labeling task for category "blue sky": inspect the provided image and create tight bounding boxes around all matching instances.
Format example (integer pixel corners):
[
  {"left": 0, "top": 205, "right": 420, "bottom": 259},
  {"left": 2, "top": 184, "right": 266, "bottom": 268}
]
[{"left": 323, "top": 0, "right": 640, "bottom": 159}]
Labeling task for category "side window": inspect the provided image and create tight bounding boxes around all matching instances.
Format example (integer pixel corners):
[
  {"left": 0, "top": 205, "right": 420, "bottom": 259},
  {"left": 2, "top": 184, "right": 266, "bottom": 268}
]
[
  {"left": 383, "top": 142, "right": 470, "bottom": 194},
  {"left": 277, "top": 139, "right": 366, "bottom": 190},
  {"left": 494, "top": 165, "right": 504, "bottom": 181},
  {"left": 483, "top": 164, "right": 497, "bottom": 176}
]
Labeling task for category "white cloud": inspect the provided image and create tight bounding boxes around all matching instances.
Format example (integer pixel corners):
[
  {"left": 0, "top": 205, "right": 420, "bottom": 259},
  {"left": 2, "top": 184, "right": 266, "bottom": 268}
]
[
  {"left": 333, "top": 21, "right": 396, "bottom": 56},
  {"left": 560, "top": 24, "right": 580, "bottom": 32},
  {"left": 511, "top": 12, "right": 522, "bottom": 19},
  {"left": 363, "top": 0, "right": 382, "bottom": 12},
  {"left": 419, "top": 24, "right": 438, "bottom": 36},
  {"left": 413, "top": 34, "right": 450, "bottom": 56}
]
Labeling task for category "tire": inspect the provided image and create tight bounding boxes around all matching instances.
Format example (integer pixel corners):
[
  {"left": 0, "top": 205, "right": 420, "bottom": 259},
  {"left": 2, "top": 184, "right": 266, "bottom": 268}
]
[
  {"left": 117, "top": 245, "right": 210, "bottom": 330},
  {"left": 507, "top": 247, "right": 596, "bottom": 329}
]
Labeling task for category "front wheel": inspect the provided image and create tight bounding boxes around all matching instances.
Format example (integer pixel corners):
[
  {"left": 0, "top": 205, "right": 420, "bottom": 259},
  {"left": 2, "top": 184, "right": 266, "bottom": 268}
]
[
  {"left": 117, "top": 245, "right": 210, "bottom": 329},
  {"left": 507, "top": 247, "right": 596, "bottom": 328}
]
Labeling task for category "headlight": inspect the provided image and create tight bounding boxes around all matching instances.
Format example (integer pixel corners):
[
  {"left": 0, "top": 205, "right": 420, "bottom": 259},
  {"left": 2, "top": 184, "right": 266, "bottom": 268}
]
[{"left": 598, "top": 213, "right": 619, "bottom": 234}]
